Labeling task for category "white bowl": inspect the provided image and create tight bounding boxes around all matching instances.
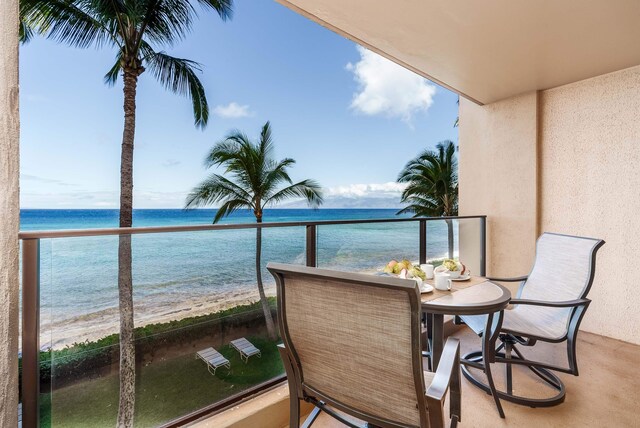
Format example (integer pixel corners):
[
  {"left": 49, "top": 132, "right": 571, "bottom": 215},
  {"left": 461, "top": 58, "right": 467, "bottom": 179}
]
[{"left": 447, "top": 270, "right": 461, "bottom": 279}]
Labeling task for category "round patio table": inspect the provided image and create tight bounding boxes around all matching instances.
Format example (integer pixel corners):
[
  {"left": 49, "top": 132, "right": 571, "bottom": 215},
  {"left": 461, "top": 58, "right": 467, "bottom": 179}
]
[{"left": 421, "top": 278, "right": 511, "bottom": 418}]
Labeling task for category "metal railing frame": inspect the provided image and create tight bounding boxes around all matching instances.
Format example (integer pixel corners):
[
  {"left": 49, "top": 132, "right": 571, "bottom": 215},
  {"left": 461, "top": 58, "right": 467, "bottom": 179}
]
[{"left": 19, "top": 215, "right": 486, "bottom": 427}]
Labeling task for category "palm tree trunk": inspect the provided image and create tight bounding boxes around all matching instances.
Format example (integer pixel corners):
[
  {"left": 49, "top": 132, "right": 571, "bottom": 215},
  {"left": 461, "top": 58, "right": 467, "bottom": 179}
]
[
  {"left": 445, "top": 219, "right": 454, "bottom": 259},
  {"left": 117, "top": 68, "right": 139, "bottom": 428},
  {"left": 255, "top": 219, "right": 277, "bottom": 340}
]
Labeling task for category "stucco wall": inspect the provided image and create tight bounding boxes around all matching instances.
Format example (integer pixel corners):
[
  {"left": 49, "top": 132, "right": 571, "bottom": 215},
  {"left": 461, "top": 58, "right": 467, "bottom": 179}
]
[
  {"left": 460, "top": 66, "right": 640, "bottom": 345},
  {"left": 458, "top": 92, "right": 539, "bottom": 290},
  {"left": 0, "top": 0, "right": 20, "bottom": 425},
  {"left": 539, "top": 65, "right": 640, "bottom": 344}
]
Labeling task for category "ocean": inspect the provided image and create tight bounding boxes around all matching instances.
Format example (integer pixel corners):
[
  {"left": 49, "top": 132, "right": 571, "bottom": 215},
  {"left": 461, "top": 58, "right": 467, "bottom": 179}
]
[{"left": 22, "top": 209, "right": 459, "bottom": 348}]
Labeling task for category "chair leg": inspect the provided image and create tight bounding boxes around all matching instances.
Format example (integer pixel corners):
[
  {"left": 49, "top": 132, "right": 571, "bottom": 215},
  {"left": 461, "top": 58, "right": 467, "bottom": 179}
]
[
  {"left": 462, "top": 340, "right": 568, "bottom": 409},
  {"left": 505, "top": 340, "right": 513, "bottom": 395},
  {"left": 450, "top": 349, "right": 462, "bottom": 423},
  {"left": 289, "top": 397, "right": 301, "bottom": 428},
  {"left": 450, "top": 414, "right": 459, "bottom": 428},
  {"left": 483, "top": 312, "right": 505, "bottom": 418},
  {"left": 484, "top": 355, "right": 505, "bottom": 418}
]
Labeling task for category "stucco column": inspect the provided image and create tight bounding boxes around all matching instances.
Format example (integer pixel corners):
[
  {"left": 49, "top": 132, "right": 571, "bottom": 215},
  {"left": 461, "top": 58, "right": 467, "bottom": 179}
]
[
  {"left": 458, "top": 92, "right": 539, "bottom": 291},
  {"left": 0, "top": 0, "right": 20, "bottom": 425}
]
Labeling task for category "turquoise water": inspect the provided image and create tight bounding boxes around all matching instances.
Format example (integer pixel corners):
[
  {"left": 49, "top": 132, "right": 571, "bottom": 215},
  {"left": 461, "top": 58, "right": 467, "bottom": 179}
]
[{"left": 22, "top": 209, "right": 461, "bottom": 348}]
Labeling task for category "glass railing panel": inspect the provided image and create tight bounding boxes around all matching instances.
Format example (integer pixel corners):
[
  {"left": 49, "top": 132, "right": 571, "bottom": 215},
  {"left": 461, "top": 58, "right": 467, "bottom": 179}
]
[
  {"left": 316, "top": 221, "right": 420, "bottom": 272},
  {"left": 425, "top": 219, "right": 459, "bottom": 263},
  {"left": 428, "top": 217, "right": 484, "bottom": 276},
  {"left": 260, "top": 224, "right": 306, "bottom": 290},
  {"left": 47, "top": 234, "right": 120, "bottom": 427},
  {"left": 43, "top": 225, "right": 305, "bottom": 427}
]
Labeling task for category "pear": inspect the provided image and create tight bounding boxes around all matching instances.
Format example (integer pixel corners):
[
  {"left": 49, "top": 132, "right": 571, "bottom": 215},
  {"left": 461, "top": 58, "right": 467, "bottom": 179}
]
[{"left": 392, "top": 263, "right": 404, "bottom": 274}]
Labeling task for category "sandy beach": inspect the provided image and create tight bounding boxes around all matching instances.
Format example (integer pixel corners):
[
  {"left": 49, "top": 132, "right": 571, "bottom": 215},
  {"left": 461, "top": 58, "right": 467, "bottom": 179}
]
[
  {"left": 41, "top": 266, "right": 385, "bottom": 350},
  {"left": 42, "top": 283, "right": 277, "bottom": 350}
]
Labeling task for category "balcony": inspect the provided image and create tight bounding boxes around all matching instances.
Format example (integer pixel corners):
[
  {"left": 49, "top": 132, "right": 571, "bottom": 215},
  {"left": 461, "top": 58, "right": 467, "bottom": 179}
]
[
  {"left": 4, "top": 1, "right": 640, "bottom": 427},
  {"left": 18, "top": 216, "right": 486, "bottom": 427},
  {"left": 198, "top": 328, "right": 640, "bottom": 427}
]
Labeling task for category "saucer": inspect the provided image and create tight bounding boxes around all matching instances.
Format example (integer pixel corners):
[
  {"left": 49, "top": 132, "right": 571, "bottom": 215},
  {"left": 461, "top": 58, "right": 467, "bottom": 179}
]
[
  {"left": 420, "top": 284, "right": 434, "bottom": 293},
  {"left": 451, "top": 274, "right": 471, "bottom": 281}
]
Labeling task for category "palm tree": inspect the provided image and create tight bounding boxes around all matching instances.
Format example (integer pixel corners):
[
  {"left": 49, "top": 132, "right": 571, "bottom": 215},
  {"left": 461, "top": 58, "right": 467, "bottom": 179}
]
[
  {"left": 20, "top": 1, "right": 233, "bottom": 426},
  {"left": 397, "top": 140, "right": 458, "bottom": 259},
  {"left": 185, "top": 121, "right": 323, "bottom": 340}
]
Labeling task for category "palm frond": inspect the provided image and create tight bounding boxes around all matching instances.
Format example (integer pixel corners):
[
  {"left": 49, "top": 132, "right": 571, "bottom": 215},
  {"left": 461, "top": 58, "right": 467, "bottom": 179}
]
[
  {"left": 20, "top": 0, "right": 116, "bottom": 49},
  {"left": 138, "top": 0, "right": 232, "bottom": 47},
  {"left": 397, "top": 140, "right": 458, "bottom": 217},
  {"left": 204, "top": 134, "right": 249, "bottom": 167},
  {"left": 104, "top": 51, "right": 123, "bottom": 85},
  {"left": 261, "top": 158, "right": 295, "bottom": 196},
  {"left": 143, "top": 47, "right": 209, "bottom": 128},
  {"left": 264, "top": 179, "right": 324, "bottom": 208},
  {"left": 258, "top": 121, "right": 274, "bottom": 159},
  {"left": 185, "top": 173, "right": 252, "bottom": 209},
  {"left": 19, "top": 18, "right": 35, "bottom": 43},
  {"left": 212, "top": 198, "right": 249, "bottom": 224},
  {"left": 136, "top": 0, "right": 195, "bottom": 47},
  {"left": 196, "top": 0, "right": 233, "bottom": 20},
  {"left": 204, "top": 134, "right": 260, "bottom": 191}
]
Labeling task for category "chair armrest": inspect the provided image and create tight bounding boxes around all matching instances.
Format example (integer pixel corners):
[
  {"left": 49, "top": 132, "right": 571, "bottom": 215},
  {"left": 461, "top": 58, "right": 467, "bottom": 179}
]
[
  {"left": 486, "top": 275, "right": 528, "bottom": 282},
  {"left": 426, "top": 337, "right": 460, "bottom": 401},
  {"left": 509, "top": 298, "right": 590, "bottom": 308}
]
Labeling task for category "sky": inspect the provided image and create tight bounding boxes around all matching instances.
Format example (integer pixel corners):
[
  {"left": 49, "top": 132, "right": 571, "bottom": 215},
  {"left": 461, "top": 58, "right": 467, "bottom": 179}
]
[{"left": 19, "top": 0, "right": 459, "bottom": 209}]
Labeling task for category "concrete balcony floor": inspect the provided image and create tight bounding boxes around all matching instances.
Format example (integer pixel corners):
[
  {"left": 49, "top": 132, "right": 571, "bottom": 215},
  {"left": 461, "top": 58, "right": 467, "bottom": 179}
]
[{"left": 196, "top": 328, "right": 640, "bottom": 428}]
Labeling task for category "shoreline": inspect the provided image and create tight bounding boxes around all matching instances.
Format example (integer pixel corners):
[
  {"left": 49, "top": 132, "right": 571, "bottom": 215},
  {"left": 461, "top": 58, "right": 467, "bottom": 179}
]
[{"left": 42, "top": 283, "right": 276, "bottom": 350}]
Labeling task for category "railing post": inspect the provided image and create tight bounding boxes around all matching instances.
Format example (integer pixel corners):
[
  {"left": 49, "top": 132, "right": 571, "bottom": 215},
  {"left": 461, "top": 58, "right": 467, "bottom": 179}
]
[
  {"left": 480, "top": 217, "right": 487, "bottom": 277},
  {"left": 22, "top": 238, "right": 40, "bottom": 428},
  {"left": 306, "top": 225, "right": 317, "bottom": 267},
  {"left": 419, "top": 220, "right": 427, "bottom": 265}
]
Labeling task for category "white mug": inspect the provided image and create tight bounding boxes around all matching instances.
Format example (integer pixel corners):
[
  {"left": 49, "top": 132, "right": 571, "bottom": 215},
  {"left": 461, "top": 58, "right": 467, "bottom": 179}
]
[
  {"left": 420, "top": 263, "right": 435, "bottom": 279},
  {"left": 434, "top": 272, "right": 452, "bottom": 291}
]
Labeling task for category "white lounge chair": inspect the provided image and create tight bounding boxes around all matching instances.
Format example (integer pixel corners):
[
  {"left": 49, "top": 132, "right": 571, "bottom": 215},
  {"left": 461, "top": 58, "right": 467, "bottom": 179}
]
[
  {"left": 196, "top": 347, "right": 230, "bottom": 375},
  {"left": 230, "top": 338, "right": 261, "bottom": 363}
]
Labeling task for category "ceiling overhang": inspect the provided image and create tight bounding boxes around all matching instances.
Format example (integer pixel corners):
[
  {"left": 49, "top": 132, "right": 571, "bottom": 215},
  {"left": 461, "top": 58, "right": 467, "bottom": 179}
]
[{"left": 277, "top": 0, "right": 640, "bottom": 104}]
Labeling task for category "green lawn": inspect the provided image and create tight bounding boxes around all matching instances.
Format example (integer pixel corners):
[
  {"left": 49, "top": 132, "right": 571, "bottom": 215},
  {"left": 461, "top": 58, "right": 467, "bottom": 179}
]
[{"left": 40, "top": 337, "right": 284, "bottom": 427}]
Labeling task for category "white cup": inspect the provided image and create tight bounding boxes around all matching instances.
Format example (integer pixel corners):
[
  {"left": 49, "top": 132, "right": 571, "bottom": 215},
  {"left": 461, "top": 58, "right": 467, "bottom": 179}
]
[
  {"left": 420, "top": 263, "right": 435, "bottom": 279},
  {"left": 435, "top": 272, "right": 452, "bottom": 291}
]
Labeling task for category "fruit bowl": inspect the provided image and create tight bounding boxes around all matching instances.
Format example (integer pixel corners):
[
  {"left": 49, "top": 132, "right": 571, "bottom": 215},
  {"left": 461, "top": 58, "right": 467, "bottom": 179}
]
[
  {"left": 435, "top": 259, "right": 467, "bottom": 279},
  {"left": 382, "top": 259, "right": 427, "bottom": 281}
]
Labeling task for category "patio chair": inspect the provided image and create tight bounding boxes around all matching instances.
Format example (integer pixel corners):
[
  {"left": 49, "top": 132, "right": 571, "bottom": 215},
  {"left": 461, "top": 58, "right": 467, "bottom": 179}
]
[
  {"left": 268, "top": 262, "right": 461, "bottom": 428},
  {"left": 230, "top": 338, "right": 262, "bottom": 363},
  {"left": 196, "top": 347, "right": 230, "bottom": 375},
  {"left": 458, "top": 232, "right": 605, "bottom": 408}
]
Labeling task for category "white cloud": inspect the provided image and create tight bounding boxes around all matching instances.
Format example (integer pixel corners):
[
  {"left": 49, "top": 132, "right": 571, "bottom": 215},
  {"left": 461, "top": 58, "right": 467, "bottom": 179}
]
[
  {"left": 20, "top": 189, "right": 191, "bottom": 209},
  {"left": 279, "top": 182, "right": 407, "bottom": 209},
  {"left": 213, "top": 102, "right": 253, "bottom": 119},
  {"left": 21, "top": 173, "right": 77, "bottom": 187},
  {"left": 326, "top": 182, "right": 407, "bottom": 199},
  {"left": 162, "top": 159, "right": 181, "bottom": 168},
  {"left": 346, "top": 46, "right": 436, "bottom": 123}
]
